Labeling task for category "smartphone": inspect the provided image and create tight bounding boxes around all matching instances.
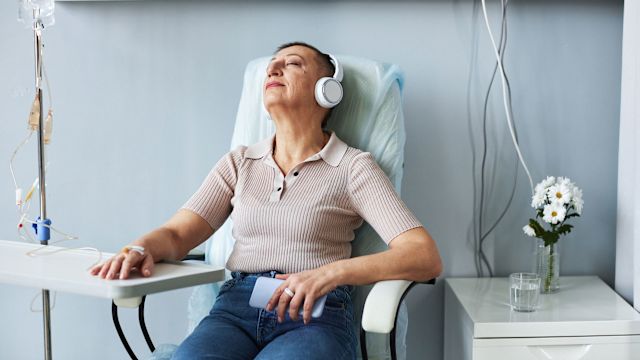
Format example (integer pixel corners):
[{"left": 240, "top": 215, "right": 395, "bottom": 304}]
[{"left": 249, "top": 276, "right": 327, "bottom": 318}]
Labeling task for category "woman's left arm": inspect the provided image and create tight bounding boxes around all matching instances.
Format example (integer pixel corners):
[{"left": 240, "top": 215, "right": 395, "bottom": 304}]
[
  {"left": 327, "top": 226, "right": 442, "bottom": 284},
  {"left": 267, "top": 226, "right": 442, "bottom": 324}
]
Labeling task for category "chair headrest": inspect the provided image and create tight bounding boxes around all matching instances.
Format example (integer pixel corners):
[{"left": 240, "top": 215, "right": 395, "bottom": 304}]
[{"left": 231, "top": 55, "right": 407, "bottom": 191}]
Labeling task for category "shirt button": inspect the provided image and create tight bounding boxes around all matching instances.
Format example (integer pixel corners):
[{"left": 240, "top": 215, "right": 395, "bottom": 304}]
[
  {"left": 293, "top": 172, "right": 299, "bottom": 176},
  {"left": 277, "top": 187, "right": 282, "bottom": 191}
]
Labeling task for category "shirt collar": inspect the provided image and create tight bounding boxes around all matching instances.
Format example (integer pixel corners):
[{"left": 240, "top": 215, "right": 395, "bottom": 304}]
[{"left": 244, "top": 131, "right": 348, "bottom": 167}]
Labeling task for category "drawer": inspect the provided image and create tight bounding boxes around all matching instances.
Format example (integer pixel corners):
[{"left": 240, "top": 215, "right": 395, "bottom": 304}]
[{"left": 473, "top": 335, "right": 640, "bottom": 360}]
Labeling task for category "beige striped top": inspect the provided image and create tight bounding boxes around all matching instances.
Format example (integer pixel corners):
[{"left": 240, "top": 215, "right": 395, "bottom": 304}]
[{"left": 182, "top": 132, "right": 422, "bottom": 273}]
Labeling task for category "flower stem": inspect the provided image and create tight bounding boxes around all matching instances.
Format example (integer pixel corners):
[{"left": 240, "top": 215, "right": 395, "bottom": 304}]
[{"left": 545, "top": 244, "right": 554, "bottom": 292}]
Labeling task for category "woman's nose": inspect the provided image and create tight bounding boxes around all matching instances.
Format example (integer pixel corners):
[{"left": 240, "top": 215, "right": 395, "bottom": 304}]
[{"left": 267, "top": 61, "right": 283, "bottom": 77}]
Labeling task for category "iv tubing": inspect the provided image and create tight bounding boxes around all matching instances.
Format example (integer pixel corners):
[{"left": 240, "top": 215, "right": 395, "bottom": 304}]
[{"left": 33, "top": 18, "right": 52, "bottom": 360}]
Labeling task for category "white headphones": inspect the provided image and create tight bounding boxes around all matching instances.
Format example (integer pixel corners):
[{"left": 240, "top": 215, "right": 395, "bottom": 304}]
[{"left": 314, "top": 54, "right": 343, "bottom": 109}]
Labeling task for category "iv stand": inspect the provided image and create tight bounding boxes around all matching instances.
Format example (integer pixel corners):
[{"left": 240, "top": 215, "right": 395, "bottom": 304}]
[{"left": 33, "top": 18, "right": 53, "bottom": 360}]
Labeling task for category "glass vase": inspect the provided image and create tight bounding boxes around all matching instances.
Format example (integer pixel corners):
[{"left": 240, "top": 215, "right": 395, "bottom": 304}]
[{"left": 534, "top": 240, "right": 559, "bottom": 293}]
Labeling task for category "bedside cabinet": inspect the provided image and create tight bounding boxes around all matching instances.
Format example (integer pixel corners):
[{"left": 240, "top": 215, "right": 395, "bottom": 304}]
[{"left": 444, "top": 276, "right": 640, "bottom": 360}]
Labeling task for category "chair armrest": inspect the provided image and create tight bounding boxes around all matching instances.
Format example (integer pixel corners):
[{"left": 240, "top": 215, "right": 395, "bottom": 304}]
[
  {"left": 361, "top": 278, "right": 436, "bottom": 334},
  {"left": 182, "top": 249, "right": 205, "bottom": 261},
  {"left": 361, "top": 280, "right": 412, "bottom": 334}
]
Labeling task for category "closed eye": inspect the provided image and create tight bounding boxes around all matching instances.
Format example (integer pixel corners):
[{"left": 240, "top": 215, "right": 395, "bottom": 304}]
[{"left": 286, "top": 62, "right": 300, "bottom": 66}]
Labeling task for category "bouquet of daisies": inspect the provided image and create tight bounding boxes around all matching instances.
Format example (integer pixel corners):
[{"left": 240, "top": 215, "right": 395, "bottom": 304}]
[{"left": 523, "top": 176, "right": 583, "bottom": 246}]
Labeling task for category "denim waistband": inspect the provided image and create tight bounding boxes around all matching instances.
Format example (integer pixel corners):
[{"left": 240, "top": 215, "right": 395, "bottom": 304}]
[
  {"left": 230, "top": 271, "right": 354, "bottom": 296},
  {"left": 231, "top": 270, "right": 281, "bottom": 280}
]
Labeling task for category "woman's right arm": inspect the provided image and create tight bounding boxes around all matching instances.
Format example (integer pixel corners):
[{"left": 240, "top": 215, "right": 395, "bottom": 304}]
[{"left": 90, "top": 209, "right": 214, "bottom": 280}]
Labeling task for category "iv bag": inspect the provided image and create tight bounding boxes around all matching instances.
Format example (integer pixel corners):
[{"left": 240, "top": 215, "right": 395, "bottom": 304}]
[{"left": 18, "top": 0, "right": 55, "bottom": 29}]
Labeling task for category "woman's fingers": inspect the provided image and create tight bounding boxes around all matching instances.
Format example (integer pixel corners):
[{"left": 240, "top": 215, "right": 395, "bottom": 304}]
[
  {"left": 89, "top": 262, "right": 102, "bottom": 275},
  {"left": 98, "top": 257, "right": 114, "bottom": 278},
  {"left": 120, "top": 251, "right": 144, "bottom": 279},
  {"left": 266, "top": 286, "right": 284, "bottom": 312},
  {"left": 91, "top": 251, "right": 153, "bottom": 280},
  {"left": 276, "top": 288, "right": 292, "bottom": 322},
  {"left": 107, "top": 255, "right": 125, "bottom": 279},
  {"left": 279, "top": 288, "right": 319, "bottom": 324},
  {"left": 141, "top": 254, "right": 154, "bottom": 277},
  {"left": 288, "top": 291, "right": 303, "bottom": 321},
  {"left": 303, "top": 298, "right": 316, "bottom": 324}
]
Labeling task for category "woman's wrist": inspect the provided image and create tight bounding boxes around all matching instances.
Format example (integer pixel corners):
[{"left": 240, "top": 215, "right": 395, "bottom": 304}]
[
  {"left": 323, "top": 261, "right": 346, "bottom": 288},
  {"left": 120, "top": 244, "right": 145, "bottom": 256}
]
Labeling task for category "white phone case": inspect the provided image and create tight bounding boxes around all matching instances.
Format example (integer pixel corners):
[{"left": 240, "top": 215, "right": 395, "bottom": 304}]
[{"left": 249, "top": 277, "right": 327, "bottom": 318}]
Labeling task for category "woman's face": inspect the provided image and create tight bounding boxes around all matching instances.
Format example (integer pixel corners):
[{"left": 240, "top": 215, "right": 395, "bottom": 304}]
[{"left": 263, "top": 45, "right": 326, "bottom": 113}]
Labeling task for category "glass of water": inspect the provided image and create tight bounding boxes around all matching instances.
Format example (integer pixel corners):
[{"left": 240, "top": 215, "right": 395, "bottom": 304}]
[{"left": 509, "top": 273, "right": 540, "bottom": 312}]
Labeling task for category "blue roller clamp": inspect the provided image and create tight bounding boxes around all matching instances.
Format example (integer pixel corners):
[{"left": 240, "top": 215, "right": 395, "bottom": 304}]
[{"left": 32, "top": 217, "right": 52, "bottom": 242}]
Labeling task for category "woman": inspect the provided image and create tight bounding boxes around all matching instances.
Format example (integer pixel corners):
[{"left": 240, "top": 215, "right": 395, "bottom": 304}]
[{"left": 91, "top": 42, "right": 442, "bottom": 359}]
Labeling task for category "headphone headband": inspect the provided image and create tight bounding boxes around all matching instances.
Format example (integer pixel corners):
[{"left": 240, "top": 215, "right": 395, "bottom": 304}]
[
  {"left": 315, "top": 54, "right": 343, "bottom": 109},
  {"left": 328, "top": 54, "right": 343, "bottom": 82}
]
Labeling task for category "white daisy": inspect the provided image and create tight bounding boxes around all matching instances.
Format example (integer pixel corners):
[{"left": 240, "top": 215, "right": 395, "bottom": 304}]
[
  {"left": 531, "top": 189, "right": 546, "bottom": 208},
  {"left": 543, "top": 203, "right": 566, "bottom": 224},
  {"left": 547, "top": 184, "right": 572, "bottom": 205},
  {"left": 539, "top": 176, "right": 556, "bottom": 189},
  {"left": 523, "top": 225, "right": 536, "bottom": 237},
  {"left": 556, "top": 176, "right": 574, "bottom": 188},
  {"left": 572, "top": 186, "right": 584, "bottom": 214}
]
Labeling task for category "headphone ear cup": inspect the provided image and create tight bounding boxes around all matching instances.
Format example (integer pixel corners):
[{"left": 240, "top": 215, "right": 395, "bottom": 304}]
[{"left": 315, "top": 77, "right": 343, "bottom": 109}]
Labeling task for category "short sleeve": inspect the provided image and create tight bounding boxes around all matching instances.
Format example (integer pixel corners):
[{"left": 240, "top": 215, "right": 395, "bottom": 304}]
[
  {"left": 181, "top": 147, "right": 245, "bottom": 231},
  {"left": 347, "top": 152, "right": 423, "bottom": 244}
]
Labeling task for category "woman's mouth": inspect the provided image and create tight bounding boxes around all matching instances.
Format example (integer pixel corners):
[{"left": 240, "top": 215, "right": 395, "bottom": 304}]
[{"left": 266, "top": 81, "right": 284, "bottom": 89}]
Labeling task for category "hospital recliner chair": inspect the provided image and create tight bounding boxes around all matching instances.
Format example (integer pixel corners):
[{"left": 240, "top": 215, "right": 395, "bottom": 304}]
[{"left": 111, "top": 55, "right": 436, "bottom": 360}]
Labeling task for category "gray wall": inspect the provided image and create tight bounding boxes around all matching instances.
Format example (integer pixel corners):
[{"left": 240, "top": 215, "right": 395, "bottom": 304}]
[{"left": 0, "top": 1, "right": 622, "bottom": 359}]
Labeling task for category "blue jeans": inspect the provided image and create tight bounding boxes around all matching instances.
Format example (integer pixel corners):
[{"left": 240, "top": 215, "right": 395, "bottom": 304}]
[{"left": 172, "top": 271, "right": 357, "bottom": 360}]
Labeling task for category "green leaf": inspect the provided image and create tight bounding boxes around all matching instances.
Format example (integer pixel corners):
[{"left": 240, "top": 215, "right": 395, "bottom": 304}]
[
  {"left": 565, "top": 213, "right": 580, "bottom": 220},
  {"left": 529, "top": 219, "right": 545, "bottom": 236},
  {"left": 543, "top": 232, "right": 559, "bottom": 247},
  {"left": 557, "top": 224, "right": 573, "bottom": 235}
]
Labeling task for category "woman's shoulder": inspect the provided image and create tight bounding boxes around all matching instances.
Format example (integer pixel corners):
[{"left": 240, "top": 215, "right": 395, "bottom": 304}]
[
  {"left": 343, "top": 146, "right": 377, "bottom": 168},
  {"left": 210, "top": 146, "right": 250, "bottom": 171}
]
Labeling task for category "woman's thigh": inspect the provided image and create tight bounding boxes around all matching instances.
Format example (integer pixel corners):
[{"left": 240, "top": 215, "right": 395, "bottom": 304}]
[
  {"left": 255, "top": 286, "right": 357, "bottom": 360},
  {"left": 172, "top": 275, "right": 260, "bottom": 360},
  {"left": 171, "top": 312, "right": 259, "bottom": 360},
  {"left": 254, "top": 324, "right": 356, "bottom": 360}
]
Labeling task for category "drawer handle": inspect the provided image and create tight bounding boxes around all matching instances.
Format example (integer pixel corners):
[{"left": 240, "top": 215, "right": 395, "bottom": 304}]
[{"left": 527, "top": 344, "right": 592, "bottom": 360}]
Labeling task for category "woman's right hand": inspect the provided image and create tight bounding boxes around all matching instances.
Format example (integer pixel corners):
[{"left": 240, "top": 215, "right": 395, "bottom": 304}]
[{"left": 90, "top": 247, "right": 155, "bottom": 280}]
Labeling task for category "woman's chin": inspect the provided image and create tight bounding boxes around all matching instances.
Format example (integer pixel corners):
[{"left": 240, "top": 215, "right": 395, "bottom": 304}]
[{"left": 263, "top": 99, "right": 289, "bottom": 113}]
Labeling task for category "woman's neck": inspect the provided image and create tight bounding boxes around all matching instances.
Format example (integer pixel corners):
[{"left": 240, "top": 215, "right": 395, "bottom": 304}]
[{"left": 272, "top": 122, "right": 328, "bottom": 173}]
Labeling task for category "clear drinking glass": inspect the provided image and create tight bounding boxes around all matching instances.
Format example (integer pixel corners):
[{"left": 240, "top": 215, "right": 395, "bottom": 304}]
[{"left": 509, "top": 273, "right": 540, "bottom": 312}]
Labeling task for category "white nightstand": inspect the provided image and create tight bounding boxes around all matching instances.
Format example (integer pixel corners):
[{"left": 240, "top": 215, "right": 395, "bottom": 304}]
[{"left": 444, "top": 276, "right": 640, "bottom": 360}]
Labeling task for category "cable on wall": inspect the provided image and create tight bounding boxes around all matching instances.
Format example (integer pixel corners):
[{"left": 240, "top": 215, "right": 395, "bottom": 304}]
[
  {"left": 473, "top": 0, "right": 530, "bottom": 277},
  {"left": 480, "top": 0, "right": 534, "bottom": 193}
]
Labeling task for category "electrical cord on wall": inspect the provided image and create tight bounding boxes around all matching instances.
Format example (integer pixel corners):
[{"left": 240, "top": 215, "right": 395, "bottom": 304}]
[
  {"left": 478, "top": 0, "right": 510, "bottom": 277},
  {"left": 480, "top": 0, "right": 534, "bottom": 193},
  {"left": 474, "top": 0, "right": 525, "bottom": 277}
]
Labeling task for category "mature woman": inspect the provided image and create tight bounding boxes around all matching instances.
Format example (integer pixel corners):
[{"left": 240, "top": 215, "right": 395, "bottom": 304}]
[{"left": 91, "top": 42, "right": 442, "bottom": 359}]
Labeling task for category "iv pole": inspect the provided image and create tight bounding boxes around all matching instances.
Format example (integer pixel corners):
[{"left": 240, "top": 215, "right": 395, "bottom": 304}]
[{"left": 33, "top": 15, "right": 53, "bottom": 360}]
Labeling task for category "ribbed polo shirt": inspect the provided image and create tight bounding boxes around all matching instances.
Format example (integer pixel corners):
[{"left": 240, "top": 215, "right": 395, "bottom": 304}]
[{"left": 182, "top": 132, "right": 422, "bottom": 273}]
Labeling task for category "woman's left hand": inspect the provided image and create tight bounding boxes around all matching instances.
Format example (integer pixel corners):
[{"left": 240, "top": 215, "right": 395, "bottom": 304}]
[{"left": 266, "top": 268, "right": 338, "bottom": 325}]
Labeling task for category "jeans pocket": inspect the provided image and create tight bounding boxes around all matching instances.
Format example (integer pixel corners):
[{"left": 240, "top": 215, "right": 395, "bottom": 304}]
[
  {"left": 323, "top": 287, "right": 354, "bottom": 328},
  {"left": 325, "top": 285, "right": 352, "bottom": 309},
  {"left": 324, "top": 296, "right": 346, "bottom": 311},
  {"left": 218, "top": 278, "right": 237, "bottom": 294}
]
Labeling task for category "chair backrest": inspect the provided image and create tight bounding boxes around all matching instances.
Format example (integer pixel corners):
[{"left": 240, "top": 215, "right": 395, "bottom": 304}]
[{"left": 187, "top": 55, "right": 409, "bottom": 359}]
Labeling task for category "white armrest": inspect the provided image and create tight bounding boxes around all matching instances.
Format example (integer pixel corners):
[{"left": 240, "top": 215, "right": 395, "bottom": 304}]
[{"left": 361, "top": 279, "right": 412, "bottom": 334}]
